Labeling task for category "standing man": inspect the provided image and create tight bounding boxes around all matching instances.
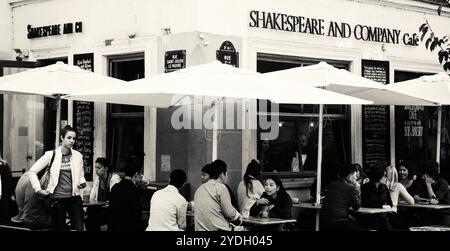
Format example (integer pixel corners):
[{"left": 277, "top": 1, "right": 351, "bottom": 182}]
[
  {"left": 146, "top": 169, "right": 188, "bottom": 231},
  {"left": 194, "top": 159, "right": 242, "bottom": 231}
]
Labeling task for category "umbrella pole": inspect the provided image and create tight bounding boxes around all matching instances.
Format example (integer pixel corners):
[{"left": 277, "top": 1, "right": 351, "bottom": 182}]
[
  {"left": 437, "top": 106, "right": 442, "bottom": 169},
  {"left": 55, "top": 96, "right": 61, "bottom": 149},
  {"left": 314, "top": 103, "right": 324, "bottom": 231},
  {"left": 212, "top": 102, "right": 219, "bottom": 161}
]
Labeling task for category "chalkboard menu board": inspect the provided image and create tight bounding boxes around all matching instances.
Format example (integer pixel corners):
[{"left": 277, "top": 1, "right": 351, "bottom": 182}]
[
  {"left": 165, "top": 50, "right": 186, "bottom": 73},
  {"left": 361, "top": 60, "right": 390, "bottom": 172},
  {"left": 73, "top": 53, "right": 95, "bottom": 181}
]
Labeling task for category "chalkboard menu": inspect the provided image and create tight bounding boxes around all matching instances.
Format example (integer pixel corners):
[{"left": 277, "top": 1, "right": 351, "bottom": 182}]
[
  {"left": 361, "top": 60, "right": 390, "bottom": 172},
  {"left": 73, "top": 53, "right": 95, "bottom": 181},
  {"left": 216, "top": 41, "right": 239, "bottom": 67},
  {"left": 74, "top": 53, "right": 94, "bottom": 72},
  {"left": 165, "top": 50, "right": 186, "bottom": 73}
]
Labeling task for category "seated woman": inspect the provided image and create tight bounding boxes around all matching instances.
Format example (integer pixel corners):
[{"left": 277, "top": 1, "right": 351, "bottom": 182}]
[
  {"left": 360, "top": 165, "right": 393, "bottom": 231},
  {"left": 396, "top": 160, "right": 417, "bottom": 194},
  {"left": 320, "top": 164, "right": 367, "bottom": 231},
  {"left": 385, "top": 165, "right": 414, "bottom": 209},
  {"left": 237, "top": 159, "right": 265, "bottom": 219},
  {"left": 385, "top": 165, "right": 416, "bottom": 230},
  {"left": 250, "top": 175, "right": 292, "bottom": 219},
  {"left": 249, "top": 175, "right": 292, "bottom": 230}
]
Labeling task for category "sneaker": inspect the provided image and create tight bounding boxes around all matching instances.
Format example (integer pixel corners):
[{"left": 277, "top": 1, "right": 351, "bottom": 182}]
[{"left": 11, "top": 214, "right": 24, "bottom": 223}]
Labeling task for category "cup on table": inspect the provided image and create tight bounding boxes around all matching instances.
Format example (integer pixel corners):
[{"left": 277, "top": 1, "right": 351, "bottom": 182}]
[{"left": 261, "top": 206, "right": 270, "bottom": 218}]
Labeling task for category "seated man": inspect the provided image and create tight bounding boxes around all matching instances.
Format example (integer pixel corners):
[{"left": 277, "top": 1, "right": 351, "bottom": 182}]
[
  {"left": 146, "top": 169, "right": 188, "bottom": 231},
  {"left": 108, "top": 164, "right": 142, "bottom": 231},
  {"left": 194, "top": 159, "right": 242, "bottom": 231},
  {"left": 413, "top": 161, "right": 450, "bottom": 226}
]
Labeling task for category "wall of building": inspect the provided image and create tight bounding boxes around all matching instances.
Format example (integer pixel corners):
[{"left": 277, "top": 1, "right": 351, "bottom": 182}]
[
  {"left": 7, "top": 0, "right": 450, "bottom": 194},
  {"left": 0, "top": 1, "right": 12, "bottom": 58}
]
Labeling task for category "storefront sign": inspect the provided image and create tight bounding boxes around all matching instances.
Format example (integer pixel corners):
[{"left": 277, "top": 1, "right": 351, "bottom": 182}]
[
  {"left": 403, "top": 106, "right": 424, "bottom": 137},
  {"left": 27, "top": 21, "right": 82, "bottom": 39},
  {"left": 362, "top": 60, "right": 391, "bottom": 172},
  {"left": 248, "top": 10, "right": 418, "bottom": 46},
  {"left": 73, "top": 53, "right": 94, "bottom": 181},
  {"left": 216, "top": 41, "right": 239, "bottom": 67},
  {"left": 165, "top": 50, "right": 186, "bottom": 73}
]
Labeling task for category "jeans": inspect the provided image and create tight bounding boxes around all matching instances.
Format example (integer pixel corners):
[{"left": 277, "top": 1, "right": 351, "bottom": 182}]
[{"left": 50, "top": 196, "right": 84, "bottom": 231}]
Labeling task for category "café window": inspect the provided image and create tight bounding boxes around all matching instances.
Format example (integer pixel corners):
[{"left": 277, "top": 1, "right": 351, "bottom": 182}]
[
  {"left": 256, "top": 53, "right": 350, "bottom": 174},
  {"left": 394, "top": 71, "right": 437, "bottom": 175}
]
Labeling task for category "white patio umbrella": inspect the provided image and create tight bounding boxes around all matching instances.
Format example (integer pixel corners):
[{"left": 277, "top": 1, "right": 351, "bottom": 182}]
[
  {"left": 389, "top": 73, "right": 450, "bottom": 165},
  {"left": 265, "top": 61, "right": 438, "bottom": 231},
  {"left": 0, "top": 61, "right": 126, "bottom": 148},
  {"left": 65, "top": 61, "right": 372, "bottom": 162}
]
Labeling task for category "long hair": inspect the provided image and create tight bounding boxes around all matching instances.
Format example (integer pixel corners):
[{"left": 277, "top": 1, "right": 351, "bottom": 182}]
[
  {"left": 243, "top": 159, "right": 263, "bottom": 197},
  {"left": 264, "top": 175, "right": 288, "bottom": 197},
  {"left": 385, "top": 165, "right": 398, "bottom": 191}
]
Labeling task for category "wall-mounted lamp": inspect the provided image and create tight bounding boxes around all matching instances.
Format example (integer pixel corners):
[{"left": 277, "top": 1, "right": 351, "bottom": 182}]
[
  {"left": 161, "top": 27, "right": 171, "bottom": 36},
  {"left": 14, "top": 48, "right": 29, "bottom": 61}
]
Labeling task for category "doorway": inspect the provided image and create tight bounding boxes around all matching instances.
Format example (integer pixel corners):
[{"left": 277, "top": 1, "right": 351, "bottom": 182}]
[{"left": 107, "top": 54, "right": 145, "bottom": 173}]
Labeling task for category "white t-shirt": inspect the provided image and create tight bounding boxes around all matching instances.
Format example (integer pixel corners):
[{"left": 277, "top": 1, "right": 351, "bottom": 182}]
[{"left": 388, "top": 182, "right": 414, "bottom": 211}]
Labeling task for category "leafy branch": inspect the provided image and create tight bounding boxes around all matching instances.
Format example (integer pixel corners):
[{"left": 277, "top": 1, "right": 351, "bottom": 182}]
[{"left": 419, "top": 1, "right": 450, "bottom": 71}]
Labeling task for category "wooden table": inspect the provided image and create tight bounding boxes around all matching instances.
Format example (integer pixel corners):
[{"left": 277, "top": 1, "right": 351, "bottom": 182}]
[
  {"left": 410, "top": 225, "right": 450, "bottom": 231},
  {"left": 352, "top": 207, "right": 395, "bottom": 215},
  {"left": 83, "top": 200, "right": 109, "bottom": 208},
  {"left": 398, "top": 202, "right": 450, "bottom": 210},
  {"left": 242, "top": 216, "right": 296, "bottom": 226}
]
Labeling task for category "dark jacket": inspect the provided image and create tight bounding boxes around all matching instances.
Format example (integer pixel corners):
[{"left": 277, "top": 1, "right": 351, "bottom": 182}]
[
  {"left": 321, "top": 180, "right": 361, "bottom": 222},
  {"left": 0, "top": 162, "right": 13, "bottom": 199},
  {"left": 0, "top": 162, "right": 13, "bottom": 221},
  {"left": 250, "top": 190, "right": 292, "bottom": 219},
  {"left": 361, "top": 182, "right": 393, "bottom": 208},
  {"left": 108, "top": 179, "right": 142, "bottom": 231}
]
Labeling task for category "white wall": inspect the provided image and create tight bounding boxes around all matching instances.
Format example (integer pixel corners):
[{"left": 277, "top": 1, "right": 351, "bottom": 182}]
[{"left": 0, "top": 0, "right": 12, "bottom": 58}]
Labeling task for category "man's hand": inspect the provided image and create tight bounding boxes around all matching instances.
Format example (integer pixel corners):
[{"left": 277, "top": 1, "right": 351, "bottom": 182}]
[
  {"left": 430, "top": 198, "right": 439, "bottom": 205},
  {"left": 424, "top": 174, "right": 434, "bottom": 185}
]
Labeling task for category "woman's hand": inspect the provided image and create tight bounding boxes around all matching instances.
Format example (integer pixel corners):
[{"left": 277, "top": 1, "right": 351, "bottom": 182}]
[
  {"left": 37, "top": 189, "right": 50, "bottom": 197},
  {"left": 256, "top": 198, "right": 269, "bottom": 206}
]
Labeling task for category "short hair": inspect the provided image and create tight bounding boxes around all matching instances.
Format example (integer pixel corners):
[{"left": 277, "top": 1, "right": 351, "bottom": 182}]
[
  {"left": 123, "top": 164, "right": 140, "bottom": 177},
  {"left": 367, "top": 164, "right": 386, "bottom": 182},
  {"left": 208, "top": 159, "right": 227, "bottom": 179},
  {"left": 169, "top": 169, "right": 187, "bottom": 189},
  {"left": 61, "top": 125, "right": 76, "bottom": 138},
  {"left": 424, "top": 161, "right": 440, "bottom": 180},
  {"left": 338, "top": 164, "right": 358, "bottom": 179},
  {"left": 95, "top": 157, "right": 109, "bottom": 168}
]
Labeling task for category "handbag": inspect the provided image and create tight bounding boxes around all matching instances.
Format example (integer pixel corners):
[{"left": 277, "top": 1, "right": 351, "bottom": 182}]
[{"left": 39, "top": 150, "right": 55, "bottom": 190}]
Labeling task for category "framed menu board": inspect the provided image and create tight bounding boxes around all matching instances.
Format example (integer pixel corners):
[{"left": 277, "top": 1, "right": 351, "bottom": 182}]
[
  {"left": 73, "top": 53, "right": 95, "bottom": 181},
  {"left": 361, "top": 60, "right": 390, "bottom": 172}
]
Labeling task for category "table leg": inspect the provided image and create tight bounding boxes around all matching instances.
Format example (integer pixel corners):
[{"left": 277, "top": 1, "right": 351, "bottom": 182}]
[{"left": 315, "top": 211, "right": 320, "bottom": 231}]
